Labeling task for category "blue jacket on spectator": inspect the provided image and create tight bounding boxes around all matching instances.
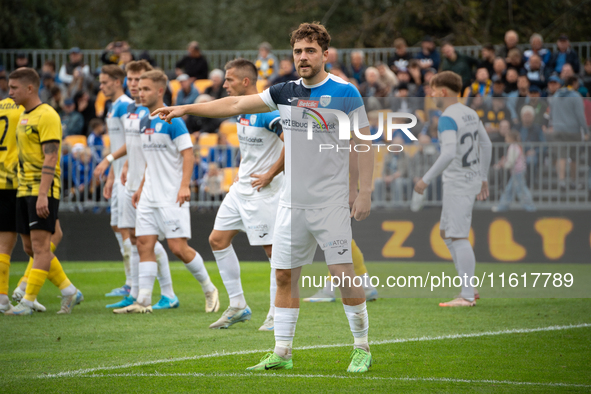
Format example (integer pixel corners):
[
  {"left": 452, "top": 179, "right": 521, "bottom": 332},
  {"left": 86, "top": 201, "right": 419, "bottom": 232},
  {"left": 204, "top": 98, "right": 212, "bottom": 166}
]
[
  {"left": 87, "top": 133, "right": 104, "bottom": 163},
  {"left": 547, "top": 49, "right": 580, "bottom": 74},
  {"left": 415, "top": 50, "right": 440, "bottom": 71},
  {"left": 176, "top": 85, "right": 200, "bottom": 106},
  {"left": 207, "top": 146, "right": 240, "bottom": 169}
]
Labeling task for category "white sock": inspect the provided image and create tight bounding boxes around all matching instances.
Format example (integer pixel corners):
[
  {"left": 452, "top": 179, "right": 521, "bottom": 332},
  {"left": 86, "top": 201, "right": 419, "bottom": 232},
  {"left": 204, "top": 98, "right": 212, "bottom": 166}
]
[
  {"left": 213, "top": 245, "right": 245, "bottom": 308},
  {"left": 322, "top": 277, "right": 335, "bottom": 296},
  {"left": 452, "top": 239, "right": 476, "bottom": 302},
  {"left": 137, "top": 261, "right": 158, "bottom": 306},
  {"left": 130, "top": 245, "right": 139, "bottom": 299},
  {"left": 185, "top": 251, "right": 215, "bottom": 293},
  {"left": 268, "top": 266, "right": 276, "bottom": 318},
  {"left": 61, "top": 284, "right": 77, "bottom": 297},
  {"left": 444, "top": 238, "right": 458, "bottom": 273},
  {"left": 0, "top": 294, "right": 9, "bottom": 305},
  {"left": 274, "top": 307, "right": 299, "bottom": 359},
  {"left": 19, "top": 280, "right": 27, "bottom": 292},
  {"left": 360, "top": 273, "right": 374, "bottom": 290},
  {"left": 343, "top": 302, "right": 369, "bottom": 352},
  {"left": 114, "top": 231, "right": 124, "bottom": 257},
  {"left": 155, "top": 241, "right": 175, "bottom": 299},
  {"left": 123, "top": 238, "right": 132, "bottom": 287}
]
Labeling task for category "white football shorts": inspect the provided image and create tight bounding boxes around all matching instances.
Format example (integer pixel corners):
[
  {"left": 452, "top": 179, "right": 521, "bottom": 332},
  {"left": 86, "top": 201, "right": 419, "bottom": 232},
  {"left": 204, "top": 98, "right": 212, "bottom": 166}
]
[
  {"left": 135, "top": 202, "right": 191, "bottom": 240},
  {"left": 439, "top": 193, "right": 476, "bottom": 238},
  {"left": 119, "top": 188, "right": 137, "bottom": 229}
]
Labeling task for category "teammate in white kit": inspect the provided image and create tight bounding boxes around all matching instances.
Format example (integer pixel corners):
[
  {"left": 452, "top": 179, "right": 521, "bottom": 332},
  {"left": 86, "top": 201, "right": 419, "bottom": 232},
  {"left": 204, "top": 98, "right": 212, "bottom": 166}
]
[
  {"left": 94, "top": 60, "right": 177, "bottom": 311},
  {"left": 414, "top": 71, "right": 492, "bottom": 307},
  {"left": 98, "top": 65, "right": 134, "bottom": 298},
  {"left": 207, "top": 59, "right": 284, "bottom": 331},
  {"left": 116, "top": 70, "right": 219, "bottom": 314},
  {"left": 153, "top": 22, "right": 374, "bottom": 373}
]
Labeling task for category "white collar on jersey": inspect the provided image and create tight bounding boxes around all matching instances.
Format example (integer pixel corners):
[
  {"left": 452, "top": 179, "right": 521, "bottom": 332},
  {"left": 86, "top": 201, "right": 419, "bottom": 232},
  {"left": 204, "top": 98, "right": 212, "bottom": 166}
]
[{"left": 302, "top": 73, "right": 331, "bottom": 89}]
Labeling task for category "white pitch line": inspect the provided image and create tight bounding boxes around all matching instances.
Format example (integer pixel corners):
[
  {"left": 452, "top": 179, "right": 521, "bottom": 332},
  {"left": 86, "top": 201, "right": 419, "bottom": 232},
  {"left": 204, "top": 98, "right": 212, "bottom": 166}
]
[
  {"left": 44, "top": 372, "right": 591, "bottom": 389},
  {"left": 39, "top": 323, "right": 591, "bottom": 379}
]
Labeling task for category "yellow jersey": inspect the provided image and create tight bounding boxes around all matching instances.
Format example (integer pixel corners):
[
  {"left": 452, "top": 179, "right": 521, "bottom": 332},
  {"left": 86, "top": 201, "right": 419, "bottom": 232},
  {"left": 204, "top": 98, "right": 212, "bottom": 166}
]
[
  {"left": 0, "top": 98, "right": 25, "bottom": 190},
  {"left": 16, "top": 103, "right": 62, "bottom": 199}
]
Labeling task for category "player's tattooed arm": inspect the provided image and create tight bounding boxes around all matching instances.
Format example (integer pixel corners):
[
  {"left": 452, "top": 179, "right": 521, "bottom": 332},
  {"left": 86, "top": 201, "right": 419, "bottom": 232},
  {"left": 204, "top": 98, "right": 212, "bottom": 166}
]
[{"left": 38, "top": 141, "right": 60, "bottom": 218}]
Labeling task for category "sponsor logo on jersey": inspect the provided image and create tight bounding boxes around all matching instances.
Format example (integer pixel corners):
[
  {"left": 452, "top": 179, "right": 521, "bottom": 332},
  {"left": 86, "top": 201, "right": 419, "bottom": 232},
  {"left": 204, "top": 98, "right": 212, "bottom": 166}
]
[
  {"left": 297, "top": 100, "right": 319, "bottom": 108},
  {"left": 129, "top": 113, "right": 138, "bottom": 119},
  {"left": 239, "top": 118, "right": 250, "bottom": 126},
  {"left": 320, "top": 95, "right": 331, "bottom": 107},
  {"left": 20, "top": 119, "right": 28, "bottom": 125},
  {"left": 322, "top": 239, "right": 348, "bottom": 249},
  {"left": 145, "top": 128, "right": 154, "bottom": 135}
]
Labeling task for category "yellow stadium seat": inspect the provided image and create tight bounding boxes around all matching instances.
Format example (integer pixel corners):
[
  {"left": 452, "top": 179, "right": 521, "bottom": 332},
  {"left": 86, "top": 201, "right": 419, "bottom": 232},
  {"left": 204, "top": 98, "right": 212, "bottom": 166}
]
[
  {"left": 227, "top": 133, "right": 240, "bottom": 147},
  {"left": 219, "top": 120, "right": 237, "bottom": 136},
  {"left": 222, "top": 167, "right": 239, "bottom": 192},
  {"left": 190, "top": 133, "right": 197, "bottom": 145},
  {"left": 64, "top": 135, "right": 87, "bottom": 147},
  {"left": 170, "top": 79, "right": 181, "bottom": 105},
  {"left": 256, "top": 80, "right": 267, "bottom": 93},
  {"left": 102, "top": 135, "right": 110, "bottom": 149},
  {"left": 198, "top": 133, "right": 219, "bottom": 158},
  {"left": 94, "top": 91, "right": 107, "bottom": 117},
  {"left": 194, "top": 79, "right": 213, "bottom": 94}
]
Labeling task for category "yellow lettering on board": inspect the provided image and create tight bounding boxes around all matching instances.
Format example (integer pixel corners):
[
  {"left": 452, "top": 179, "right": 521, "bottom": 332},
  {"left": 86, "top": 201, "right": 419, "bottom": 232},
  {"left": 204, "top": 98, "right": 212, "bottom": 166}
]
[
  {"left": 489, "top": 219, "right": 526, "bottom": 261},
  {"left": 382, "top": 221, "right": 415, "bottom": 258},
  {"left": 534, "top": 218, "right": 573, "bottom": 260}
]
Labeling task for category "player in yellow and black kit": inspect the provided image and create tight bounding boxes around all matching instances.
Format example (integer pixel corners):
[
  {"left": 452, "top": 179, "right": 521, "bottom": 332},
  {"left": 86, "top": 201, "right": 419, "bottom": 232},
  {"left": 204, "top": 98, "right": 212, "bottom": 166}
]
[
  {"left": 0, "top": 97, "right": 24, "bottom": 313},
  {"left": 4, "top": 68, "right": 83, "bottom": 315}
]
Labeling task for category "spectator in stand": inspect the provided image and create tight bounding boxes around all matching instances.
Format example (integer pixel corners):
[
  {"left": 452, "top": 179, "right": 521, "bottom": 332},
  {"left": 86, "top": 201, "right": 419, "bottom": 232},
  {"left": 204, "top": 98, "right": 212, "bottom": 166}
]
[
  {"left": 175, "top": 73, "right": 200, "bottom": 106},
  {"left": 527, "top": 85, "right": 548, "bottom": 127},
  {"left": 40, "top": 60, "right": 61, "bottom": 86},
  {"left": 118, "top": 49, "right": 135, "bottom": 70},
  {"left": 48, "top": 86, "right": 63, "bottom": 113},
  {"left": 185, "top": 94, "right": 224, "bottom": 136},
  {"left": 395, "top": 68, "right": 417, "bottom": 96},
  {"left": 525, "top": 54, "right": 546, "bottom": 89},
  {"left": 506, "top": 48, "right": 525, "bottom": 72},
  {"left": 440, "top": 41, "right": 478, "bottom": 89},
  {"left": 204, "top": 69, "right": 227, "bottom": 100},
  {"left": 408, "top": 60, "right": 423, "bottom": 89},
  {"left": 479, "top": 44, "right": 496, "bottom": 77},
  {"left": 0, "top": 67, "right": 8, "bottom": 99},
  {"left": 415, "top": 36, "right": 440, "bottom": 71},
  {"left": 207, "top": 133, "right": 238, "bottom": 168},
  {"left": 191, "top": 148, "right": 208, "bottom": 197},
  {"left": 200, "top": 162, "right": 225, "bottom": 202},
  {"left": 507, "top": 73, "right": 531, "bottom": 124},
  {"left": 272, "top": 58, "right": 299, "bottom": 85},
  {"left": 388, "top": 38, "right": 412, "bottom": 73},
  {"left": 376, "top": 62, "right": 398, "bottom": 91},
  {"left": 504, "top": 68, "right": 519, "bottom": 95},
  {"left": 59, "top": 47, "right": 92, "bottom": 88},
  {"left": 559, "top": 63, "right": 583, "bottom": 88},
  {"left": 39, "top": 73, "right": 65, "bottom": 104},
  {"left": 519, "top": 105, "right": 546, "bottom": 169},
  {"left": 326, "top": 47, "right": 345, "bottom": 73},
  {"left": 374, "top": 136, "right": 410, "bottom": 204},
  {"left": 346, "top": 50, "right": 367, "bottom": 85},
  {"left": 359, "top": 67, "right": 381, "bottom": 97},
  {"left": 74, "top": 91, "right": 96, "bottom": 134},
  {"left": 548, "top": 34, "right": 580, "bottom": 75},
  {"left": 546, "top": 75, "right": 562, "bottom": 97},
  {"left": 549, "top": 75, "right": 589, "bottom": 189},
  {"left": 464, "top": 67, "right": 492, "bottom": 98},
  {"left": 101, "top": 41, "right": 129, "bottom": 65},
  {"left": 581, "top": 59, "right": 591, "bottom": 91},
  {"left": 491, "top": 75, "right": 506, "bottom": 97},
  {"left": 255, "top": 42, "right": 278, "bottom": 82},
  {"left": 492, "top": 57, "right": 507, "bottom": 83},
  {"left": 15, "top": 53, "right": 29, "bottom": 69},
  {"left": 60, "top": 98, "right": 85, "bottom": 137},
  {"left": 87, "top": 118, "right": 105, "bottom": 162},
  {"left": 391, "top": 83, "right": 419, "bottom": 115},
  {"left": 492, "top": 130, "right": 536, "bottom": 212},
  {"left": 524, "top": 33, "right": 551, "bottom": 66},
  {"left": 497, "top": 30, "right": 519, "bottom": 58},
  {"left": 175, "top": 41, "right": 209, "bottom": 80},
  {"left": 484, "top": 94, "right": 512, "bottom": 142}
]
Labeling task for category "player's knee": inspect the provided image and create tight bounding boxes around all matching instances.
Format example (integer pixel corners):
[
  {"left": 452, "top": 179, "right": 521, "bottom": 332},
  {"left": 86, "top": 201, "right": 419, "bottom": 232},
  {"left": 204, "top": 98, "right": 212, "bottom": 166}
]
[
  {"left": 136, "top": 237, "right": 151, "bottom": 252},
  {"left": 208, "top": 233, "right": 226, "bottom": 251},
  {"left": 275, "top": 269, "right": 291, "bottom": 287},
  {"left": 52, "top": 224, "right": 63, "bottom": 245},
  {"left": 22, "top": 243, "right": 34, "bottom": 258},
  {"left": 167, "top": 242, "right": 185, "bottom": 258}
]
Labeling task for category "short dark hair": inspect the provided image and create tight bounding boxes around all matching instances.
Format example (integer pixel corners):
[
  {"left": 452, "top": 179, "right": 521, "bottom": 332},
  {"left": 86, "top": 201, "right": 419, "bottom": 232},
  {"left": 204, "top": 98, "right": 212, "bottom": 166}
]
[
  {"left": 225, "top": 58, "right": 257, "bottom": 83},
  {"left": 101, "top": 65, "right": 126, "bottom": 82},
  {"left": 89, "top": 118, "right": 104, "bottom": 131},
  {"left": 290, "top": 22, "right": 331, "bottom": 52},
  {"left": 44, "top": 59, "right": 56, "bottom": 72},
  {"left": 9, "top": 67, "right": 40, "bottom": 90},
  {"left": 482, "top": 43, "right": 495, "bottom": 51},
  {"left": 126, "top": 60, "right": 153, "bottom": 74},
  {"left": 430, "top": 71, "right": 462, "bottom": 94},
  {"left": 565, "top": 76, "right": 578, "bottom": 86}
]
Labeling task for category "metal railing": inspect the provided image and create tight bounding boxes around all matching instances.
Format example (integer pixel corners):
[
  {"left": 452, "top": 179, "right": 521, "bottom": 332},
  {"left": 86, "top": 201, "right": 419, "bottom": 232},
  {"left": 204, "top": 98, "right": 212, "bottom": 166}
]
[{"left": 3, "top": 42, "right": 591, "bottom": 73}]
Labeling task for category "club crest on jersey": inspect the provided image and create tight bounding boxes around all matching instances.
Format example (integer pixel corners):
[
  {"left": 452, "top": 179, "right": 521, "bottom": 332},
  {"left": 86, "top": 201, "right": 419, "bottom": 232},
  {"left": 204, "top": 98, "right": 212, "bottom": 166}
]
[
  {"left": 155, "top": 123, "right": 163, "bottom": 132},
  {"left": 250, "top": 115, "right": 257, "bottom": 124},
  {"left": 297, "top": 100, "right": 318, "bottom": 108},
  {"left": 139, "top": 110, "right": 146, "bottom": 117},
  {"left": 239, "top": 118, "right": 250, "bottom": 126},
  {"left": 320, "top": 95, "right": 331, "bottom": 107}
]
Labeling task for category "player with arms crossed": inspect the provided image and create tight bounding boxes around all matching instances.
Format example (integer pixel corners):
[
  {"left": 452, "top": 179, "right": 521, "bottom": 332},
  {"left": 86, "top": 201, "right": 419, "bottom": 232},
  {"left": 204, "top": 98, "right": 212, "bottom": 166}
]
[
  {"left": 208, "top": 59, "right": 283, "bottom": 331},
  {"left": 153, "top": 22, "right": 374, "bottom": 373},
  {"left": 94, "top": 60, "right": 177, "bottom": 310},
  {"left": 5, "top": 68, "right": 82, "bottom": 315},
  {"left": 414, "top": 71, "right": 492, "bottom": 307},
  {"left": 115, "top": 70, "right": 218, "bottom": 314},
  {"left": 99, "top": 65, "right": 134, "bottom": 298}
]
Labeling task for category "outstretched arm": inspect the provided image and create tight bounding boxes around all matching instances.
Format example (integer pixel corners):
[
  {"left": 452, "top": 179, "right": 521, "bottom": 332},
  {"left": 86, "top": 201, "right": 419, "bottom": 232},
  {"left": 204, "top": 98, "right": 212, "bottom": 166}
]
[{"left": 152, "top": 94, "right": 271, "bottom": 124}]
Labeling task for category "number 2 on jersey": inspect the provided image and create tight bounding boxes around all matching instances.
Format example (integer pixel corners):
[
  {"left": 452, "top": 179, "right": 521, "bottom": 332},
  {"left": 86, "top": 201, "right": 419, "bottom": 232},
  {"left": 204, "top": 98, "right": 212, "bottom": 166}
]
[
  {"left": 0, "top": 116, "right": 8, "bottom": 151},
  {"left": 460, "top": 130, "right": 479, "bottom": 168}
]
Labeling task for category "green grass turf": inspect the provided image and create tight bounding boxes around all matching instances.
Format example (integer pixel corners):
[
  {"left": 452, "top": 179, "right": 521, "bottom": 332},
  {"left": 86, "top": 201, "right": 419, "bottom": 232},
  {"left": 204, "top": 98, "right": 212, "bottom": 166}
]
[{"left": 1, "top": 261, "right": 590, "bottom": 393}]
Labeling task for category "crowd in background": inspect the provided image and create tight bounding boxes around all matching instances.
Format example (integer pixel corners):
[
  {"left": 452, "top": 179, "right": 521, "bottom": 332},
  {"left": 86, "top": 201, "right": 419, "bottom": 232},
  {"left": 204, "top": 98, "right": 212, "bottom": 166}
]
[{"left": 1, "top": 30, "right": 590, "bottom": 208}]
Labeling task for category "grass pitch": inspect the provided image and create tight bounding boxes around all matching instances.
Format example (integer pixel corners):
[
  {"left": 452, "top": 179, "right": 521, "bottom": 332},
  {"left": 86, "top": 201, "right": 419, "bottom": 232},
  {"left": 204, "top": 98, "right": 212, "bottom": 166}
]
[{"left": 1, "top": 261, "right": 590, "bottom": 393}]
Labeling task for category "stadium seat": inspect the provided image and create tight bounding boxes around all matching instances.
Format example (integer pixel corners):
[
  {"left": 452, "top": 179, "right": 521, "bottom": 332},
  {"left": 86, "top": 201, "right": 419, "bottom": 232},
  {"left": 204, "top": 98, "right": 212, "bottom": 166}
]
[
  {"left": 64, "top": 135, "right": 87, "bottom": 147},
  {"left": 194, "top": 79, "right": 213, "bottom": 94},
  {"left": 227, "top": 133, "right": 240, "bottom": 147},
  {"left": 198, "top": 133, "right": 219, "bottom": 158},
  {"left": 219, "top": 120, "right": 237, "bottom": 136},
  {"left": 256, "top": 80, "right": 267, "bottom": 93},
  {"left": 102, "top": 135, "right": 110, "bottom": 149},
  {"left": 94, "top": 91, "right": 107, "bottom": 117},
  {"left": 222, "top": 167, "right": 239, "bottom": 192},
  {"left": 169, "top": 79, "right": 181, "bottom": 105}
]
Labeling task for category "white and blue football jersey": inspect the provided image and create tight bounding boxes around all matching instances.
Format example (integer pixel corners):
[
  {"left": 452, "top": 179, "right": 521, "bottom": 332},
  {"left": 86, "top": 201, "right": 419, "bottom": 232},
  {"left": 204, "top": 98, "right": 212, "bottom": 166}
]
[
  {"left": 259, "top": 74, "right": 369, "bottom": 209},
  {"left": 123, "top": 102, "right": 149, "bottom": 192},
  {"left": 139, "top": 116, "right": 193, "bottom": 206},
  {"left": 234, "top": 111, "right": 283, "bottom": 199},
  {"left": 106, "top": 94, "right": 133, "bottom": 178}
]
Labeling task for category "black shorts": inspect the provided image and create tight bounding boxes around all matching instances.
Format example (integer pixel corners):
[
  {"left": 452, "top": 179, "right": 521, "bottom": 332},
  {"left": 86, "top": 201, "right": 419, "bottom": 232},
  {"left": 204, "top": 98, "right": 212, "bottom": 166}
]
[
  {"left": 0, "top": 189, "right": 17, "bottom": 232},
  {"left": 16, "top": 196, "right": 59, "bottom": 235}
]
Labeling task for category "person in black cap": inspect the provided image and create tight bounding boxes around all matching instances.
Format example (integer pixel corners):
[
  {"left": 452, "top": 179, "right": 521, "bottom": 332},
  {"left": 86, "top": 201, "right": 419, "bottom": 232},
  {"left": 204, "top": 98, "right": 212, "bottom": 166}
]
[
  {"left": 415, "top": 35, "right": 440, "bottom": 71},
  {"left": 527, "top": 85, "right": 548, "bottom": 126},
  {"left": 547, "top": 34, "right": 580, "bottom": 75}
]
